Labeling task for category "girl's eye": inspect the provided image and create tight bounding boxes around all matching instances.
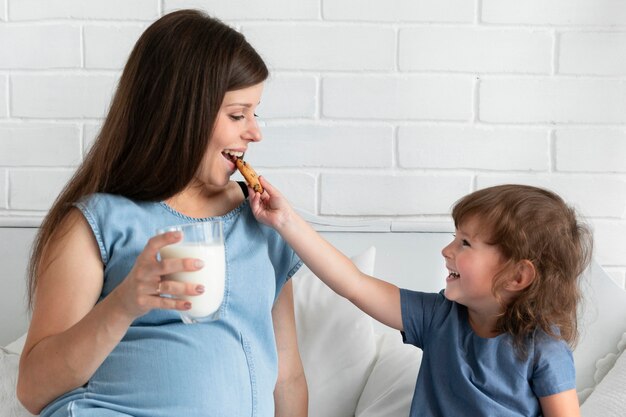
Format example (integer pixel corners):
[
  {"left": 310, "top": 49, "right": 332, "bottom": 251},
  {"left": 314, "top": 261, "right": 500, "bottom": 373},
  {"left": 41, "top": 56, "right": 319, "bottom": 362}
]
[
  {"left": 461, "top": 239, "right": 471, "bottom": 247},
  {"left": 229, "top": 115, "right": 245, "bottom": 121}
]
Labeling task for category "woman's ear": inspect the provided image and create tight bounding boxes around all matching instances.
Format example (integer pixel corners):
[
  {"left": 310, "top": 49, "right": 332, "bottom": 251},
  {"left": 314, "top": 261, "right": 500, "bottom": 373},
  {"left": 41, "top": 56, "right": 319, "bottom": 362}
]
[{"left": 505, "top": 260, "right": 536, "bottom": 292}]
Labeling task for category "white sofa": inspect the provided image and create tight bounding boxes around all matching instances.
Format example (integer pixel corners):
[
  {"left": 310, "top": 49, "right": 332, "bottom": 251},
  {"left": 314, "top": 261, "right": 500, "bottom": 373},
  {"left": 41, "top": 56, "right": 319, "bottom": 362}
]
[{"left": 1, "top": 228, "right": 626, "bottom": 416}]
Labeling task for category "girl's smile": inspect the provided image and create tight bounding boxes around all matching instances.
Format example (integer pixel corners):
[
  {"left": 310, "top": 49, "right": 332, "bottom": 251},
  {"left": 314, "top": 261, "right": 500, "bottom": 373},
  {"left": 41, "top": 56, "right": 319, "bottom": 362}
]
[{"left": 441, "top": 216, "right": 506, "bottom": 330}]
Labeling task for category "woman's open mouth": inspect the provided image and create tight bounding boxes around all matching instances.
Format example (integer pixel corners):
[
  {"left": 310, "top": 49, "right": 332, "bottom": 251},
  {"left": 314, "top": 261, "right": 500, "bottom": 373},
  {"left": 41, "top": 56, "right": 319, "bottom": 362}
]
[{"left": 222, "top": 150, "right": 244, "bottom": 163}]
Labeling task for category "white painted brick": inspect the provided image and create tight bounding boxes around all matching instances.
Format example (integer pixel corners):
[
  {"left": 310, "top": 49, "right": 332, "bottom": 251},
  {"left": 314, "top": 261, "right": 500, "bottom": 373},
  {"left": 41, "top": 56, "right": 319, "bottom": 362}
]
[
  {"left": 321, "top": 174, "right": 471, "bottom": 215},
  {"left": 555, "top": 128, "right": 626, "bottom": 173},
  {"left": 9, "top": 169, "right": 74, "bottom": 210},
  {"left": 0, "top": 124, "right": 81, "bottom": 166},
  {"left": 398, "top": 126, "right": 548, "bottom": 171},
  {"left": 476, "top": 175, "right": 626, "bottom": 218},
  {"left": 255, "top": 124, "right": 393, "bottom": 168},
  {"left": 400, "top": 28, "right": 551, "bottom": 74},
  {"left": 480, "top": 78, "right": 626, "bottom": 124},
  {"left": 9, "top": 0, "right": 158, "bottom": 20},
  {"left": 0, "top": 169, "right": 6, "bottom": 209},
  {"left": 165, "top": 0, "right": 319, "bottom": 20},
  {"left": 323, "top": 0, "right": 474, "bottom": 23},
  {"left": 0, "top": 76, "right": 6, "bottom": 118},
  {"left": 261, "top": 75, "right": 316, "bottom": 119},
  {"left": 232, "top": 169, "right": 315, "bottom": 213},
  {"left": 243, "top": 24, "right": 394, "bottom": 71},
  {"left": 482, "top": 0, "right": 626, "bottom": 26},
  {"left": 11, "top": 74, "right": 118, "bottom": 118},
  {"left": 83, "top": 122, "right": 101, "bottom": 154},
  {"left": 0, "top": 25, "right": 80, "bottom": 69},
  {"left": 84, "top": 25, "right": 146, "bottom": 70},
  {"left": 559, "top": 32, "right": 626, "bottom": 76},
  {"left": 592, "top": 220, "right": 626, "bottom": 266},
  {"left": 0, "top": 0, "right": 7, "bottom": 21},
  {"left": 263, "top": 171, "right": 316, "bottom": 214},
  {"left": 323, "top": 75, "right": 473, "bottom": 121}
]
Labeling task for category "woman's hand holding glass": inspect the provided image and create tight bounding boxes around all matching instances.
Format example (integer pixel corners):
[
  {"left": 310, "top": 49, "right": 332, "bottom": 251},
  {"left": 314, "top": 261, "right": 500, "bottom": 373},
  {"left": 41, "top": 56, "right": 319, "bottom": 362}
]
[{"left": 110, "top": 230, "right": 205, "bottom": 320}]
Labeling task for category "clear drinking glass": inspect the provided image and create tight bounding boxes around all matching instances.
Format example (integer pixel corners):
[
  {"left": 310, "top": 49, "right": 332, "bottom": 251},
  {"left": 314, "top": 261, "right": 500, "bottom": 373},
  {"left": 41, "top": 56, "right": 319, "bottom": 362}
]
[{"left": 157, "top": 221, "right": 225, "bottom": 324}]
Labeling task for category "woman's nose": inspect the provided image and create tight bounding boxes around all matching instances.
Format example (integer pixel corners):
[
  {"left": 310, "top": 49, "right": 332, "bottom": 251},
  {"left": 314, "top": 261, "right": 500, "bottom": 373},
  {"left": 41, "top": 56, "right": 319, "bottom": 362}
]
[{"left": 244, "top": 118, "right": 262, "bottom": 142}]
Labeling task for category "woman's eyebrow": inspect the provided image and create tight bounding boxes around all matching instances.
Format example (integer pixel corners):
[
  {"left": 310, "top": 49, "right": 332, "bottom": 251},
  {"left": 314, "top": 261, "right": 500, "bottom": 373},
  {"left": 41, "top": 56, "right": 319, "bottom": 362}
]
[
  {"left": 225, "top": 103, "right": 252, "bottom": 107},
  {"left": 224, "top": 101, "right": 261, "bottom": 108}
]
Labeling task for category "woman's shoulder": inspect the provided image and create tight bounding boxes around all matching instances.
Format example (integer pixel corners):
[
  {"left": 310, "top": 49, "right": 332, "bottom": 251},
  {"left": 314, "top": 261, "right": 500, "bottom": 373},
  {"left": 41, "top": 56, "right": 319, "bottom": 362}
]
[
  {"left": 77, "top": 193, "right": 158, "bottom": 214},
  {"left": 78, "top": 192, "right": 136, "bottom": 206}
]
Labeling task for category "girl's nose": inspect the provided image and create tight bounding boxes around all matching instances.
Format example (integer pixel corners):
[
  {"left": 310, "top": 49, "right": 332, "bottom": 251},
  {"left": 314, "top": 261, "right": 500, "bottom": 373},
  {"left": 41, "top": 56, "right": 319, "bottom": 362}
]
[{"left": 441, "top": 242, "right": 453, "bottom": 259}]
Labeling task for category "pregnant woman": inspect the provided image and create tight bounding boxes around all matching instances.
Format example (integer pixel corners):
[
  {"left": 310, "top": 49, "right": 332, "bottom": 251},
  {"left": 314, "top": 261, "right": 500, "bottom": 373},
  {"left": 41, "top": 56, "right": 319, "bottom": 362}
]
[{"left": 17, "top": 9, "right": 307, "bottom": 417}]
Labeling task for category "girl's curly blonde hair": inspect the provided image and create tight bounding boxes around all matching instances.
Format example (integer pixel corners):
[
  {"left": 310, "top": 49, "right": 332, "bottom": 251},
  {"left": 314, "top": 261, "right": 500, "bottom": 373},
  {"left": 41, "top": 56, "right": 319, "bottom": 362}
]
[{"left": 452, "top": 184, "right": 593, "bottom": 357}]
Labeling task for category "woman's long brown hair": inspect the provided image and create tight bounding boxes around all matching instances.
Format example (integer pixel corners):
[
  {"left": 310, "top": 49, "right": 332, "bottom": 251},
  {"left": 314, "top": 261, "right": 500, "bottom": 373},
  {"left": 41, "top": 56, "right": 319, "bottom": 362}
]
[
  {"left": 451, "top": 184, "right": 593, "bottom": 357},
  {"left": 27, "top": 9, "right": 268, "bottom": 308}
]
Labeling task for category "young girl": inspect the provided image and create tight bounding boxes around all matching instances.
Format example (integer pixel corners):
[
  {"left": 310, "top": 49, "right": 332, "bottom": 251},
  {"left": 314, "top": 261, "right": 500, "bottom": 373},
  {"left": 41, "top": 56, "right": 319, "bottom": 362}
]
[
  {"left": 250, "top": 180, "right": 593, "bottom": 417},
  {"left": 18, "top": 10, "right": 306, "bottom": 417}
]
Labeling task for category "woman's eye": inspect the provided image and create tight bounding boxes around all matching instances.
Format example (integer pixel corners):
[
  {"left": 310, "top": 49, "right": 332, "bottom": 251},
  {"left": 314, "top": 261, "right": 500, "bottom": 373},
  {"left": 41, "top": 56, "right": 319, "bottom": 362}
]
[{"left": 229, "top": 115, "right": 245, "bottom": 121}]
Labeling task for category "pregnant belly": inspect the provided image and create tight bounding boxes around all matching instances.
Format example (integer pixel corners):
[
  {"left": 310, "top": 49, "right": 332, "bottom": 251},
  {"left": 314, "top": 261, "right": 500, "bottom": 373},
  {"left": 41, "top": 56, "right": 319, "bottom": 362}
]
[{"left": 86, "top": 324, "right": 254, "bottom": 416}]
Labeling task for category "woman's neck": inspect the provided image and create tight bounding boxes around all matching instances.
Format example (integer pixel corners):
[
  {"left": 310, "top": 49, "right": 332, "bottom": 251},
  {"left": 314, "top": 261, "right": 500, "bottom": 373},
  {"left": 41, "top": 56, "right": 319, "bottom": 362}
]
[{"left": 164, "top": 181, "right": 244, "bottom": 218}]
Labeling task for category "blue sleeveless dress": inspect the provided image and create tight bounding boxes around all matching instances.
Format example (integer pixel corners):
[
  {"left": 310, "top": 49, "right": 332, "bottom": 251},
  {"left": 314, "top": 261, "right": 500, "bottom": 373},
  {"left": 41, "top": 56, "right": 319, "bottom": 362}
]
[{"left": 41, "top": 192, "right": 302, "bottom": 417}]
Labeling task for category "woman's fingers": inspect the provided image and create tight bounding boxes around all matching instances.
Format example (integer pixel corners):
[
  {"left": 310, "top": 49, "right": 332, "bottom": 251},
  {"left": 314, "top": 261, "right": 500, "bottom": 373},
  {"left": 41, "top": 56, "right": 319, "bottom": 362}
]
[
  {"left": 156, "top": 296, "right": 192, "bottom": 312},
  {"left": 156, "top": 280, "right": 205, "bottom": 297},
  {"left": 121, "top": 231, "right": 210, "bottom": 314},
  {"left": 157, "top": 257, "right": 204, "bottom": 276},
  {"left": 143, "top": 230, "right": 182, "bottom": 260}
]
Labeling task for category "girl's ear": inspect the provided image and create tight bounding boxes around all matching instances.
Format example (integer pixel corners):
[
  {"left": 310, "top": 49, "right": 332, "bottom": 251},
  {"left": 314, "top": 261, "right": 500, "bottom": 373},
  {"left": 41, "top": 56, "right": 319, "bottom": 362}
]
[{"left": 505, "top": 260, "right": 536, "bottom": 292}]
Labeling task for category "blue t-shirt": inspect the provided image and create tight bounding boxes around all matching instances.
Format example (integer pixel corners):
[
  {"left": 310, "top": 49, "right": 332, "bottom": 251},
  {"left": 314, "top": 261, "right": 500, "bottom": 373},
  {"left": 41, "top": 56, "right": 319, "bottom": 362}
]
[
  {"left": 401, "top": 289, "right": 575, "bottom": 417},
  {"left": 41, "top": 192, "right": 302, "bottom": 417}
]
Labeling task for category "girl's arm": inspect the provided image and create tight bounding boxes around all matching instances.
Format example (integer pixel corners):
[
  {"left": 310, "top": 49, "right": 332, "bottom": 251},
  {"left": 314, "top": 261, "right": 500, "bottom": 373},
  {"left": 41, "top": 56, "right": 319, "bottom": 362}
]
[
  {"left": 17, "top": 209, "right": 203, "bottom": 414},
  {"left": 272, "top": 279, "right": 308, "bottom": 416},
  {"left": 539, "top": 389, "right": 580, "bottom": 417},
  {"left": 249, "top": 177, "right": 403, "bottom": 331}
]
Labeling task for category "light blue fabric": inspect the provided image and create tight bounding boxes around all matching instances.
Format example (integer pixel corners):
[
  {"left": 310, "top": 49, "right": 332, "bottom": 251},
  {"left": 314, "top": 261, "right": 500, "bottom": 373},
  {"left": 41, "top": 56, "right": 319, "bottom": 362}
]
[
  {"left": 41, "top": 192, "right": 302, "bottom": 417},
  {"left": 400, "top": 289, "right": 576, "bottom": 417}
]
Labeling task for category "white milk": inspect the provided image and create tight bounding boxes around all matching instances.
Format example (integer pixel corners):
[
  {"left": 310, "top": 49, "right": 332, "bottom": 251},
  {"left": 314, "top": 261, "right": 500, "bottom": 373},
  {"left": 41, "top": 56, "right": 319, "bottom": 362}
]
[{"left": 159, "top": 243, "right": 226, "bottom": 319}]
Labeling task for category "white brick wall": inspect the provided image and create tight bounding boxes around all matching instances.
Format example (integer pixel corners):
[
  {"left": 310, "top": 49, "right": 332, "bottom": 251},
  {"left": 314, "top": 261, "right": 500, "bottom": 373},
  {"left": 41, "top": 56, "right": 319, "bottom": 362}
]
[
  {"left": 323, "top": 75, "right": 474, "bottom": 120},
  {"left": 1, "top": 1, "right": 625, "bottom": 286}
]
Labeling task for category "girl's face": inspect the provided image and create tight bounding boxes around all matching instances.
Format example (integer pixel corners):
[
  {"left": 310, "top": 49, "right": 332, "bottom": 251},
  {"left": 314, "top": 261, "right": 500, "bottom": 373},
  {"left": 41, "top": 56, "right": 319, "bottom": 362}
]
[
  {"left": 441, "top": 216, "right": 507, "bottom": 315},
  {"left": 197, "top": 82, "right": 264, "bottom": 189}
]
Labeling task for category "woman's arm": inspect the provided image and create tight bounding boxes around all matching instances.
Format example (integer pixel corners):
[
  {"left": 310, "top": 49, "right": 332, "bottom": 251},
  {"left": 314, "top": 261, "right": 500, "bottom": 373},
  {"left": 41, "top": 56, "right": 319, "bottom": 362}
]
[
  {"left": 272, "top": 279, "right": 308, "bottom": 417},
  {"left": 539, "top": 389, "right": 580, "bottom": 417},
  {"left": 17, "top": 209, "right": 203, "bottom": 414},
  {"left": 249, "top": 178, "right": 403, "bottom": 331}
]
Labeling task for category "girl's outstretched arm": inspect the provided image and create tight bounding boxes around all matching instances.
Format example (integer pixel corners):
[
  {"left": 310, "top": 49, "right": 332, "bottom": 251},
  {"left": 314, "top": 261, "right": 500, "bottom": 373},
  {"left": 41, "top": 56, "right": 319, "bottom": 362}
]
[
  {"left": 539, "top": 389, "right": 580, "bottom": 417},
  {"left": 249, "top": 177, "right": 403, "bottom": 331}
]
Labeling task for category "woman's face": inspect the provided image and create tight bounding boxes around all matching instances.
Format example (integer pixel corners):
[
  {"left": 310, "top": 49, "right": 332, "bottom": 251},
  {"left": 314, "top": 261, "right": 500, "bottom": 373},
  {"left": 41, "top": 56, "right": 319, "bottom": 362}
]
[{"left": 197, "top": 82, "right": 264, "bottom": 189}]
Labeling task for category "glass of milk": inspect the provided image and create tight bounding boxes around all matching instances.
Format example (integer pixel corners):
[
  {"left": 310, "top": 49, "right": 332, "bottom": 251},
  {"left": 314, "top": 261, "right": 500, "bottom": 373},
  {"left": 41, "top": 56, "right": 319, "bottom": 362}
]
[{"left": 157, "top": 221, "right": 225, "bottom": 324}]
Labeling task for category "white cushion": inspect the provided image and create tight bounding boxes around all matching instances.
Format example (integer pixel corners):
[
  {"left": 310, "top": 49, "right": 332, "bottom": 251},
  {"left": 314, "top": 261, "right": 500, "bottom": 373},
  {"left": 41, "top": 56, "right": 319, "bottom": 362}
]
[
  {"left": 355, "top": 332, "right": 421, "bottom": 417},
  {"left": 580, "top": 332, "right": 626, "bottom": 416},
  {"left": 575, "top": 261, "right": 626, "bottom": 396},
  {"left": 0, "top": 347, "right": 35, "bottom": 416},
  {"left": 5, "top": 334, "right": 26, "bottom": 355},
  {"left": 293, "top": 247, "right": 377, "bottom": 417}
]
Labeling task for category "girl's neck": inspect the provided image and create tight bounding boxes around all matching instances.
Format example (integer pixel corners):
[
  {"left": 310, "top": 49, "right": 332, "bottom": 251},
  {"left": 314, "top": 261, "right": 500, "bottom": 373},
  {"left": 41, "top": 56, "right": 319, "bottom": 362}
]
[{"left": 466, "top": 309, "right": 501, "bottom": 338}]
